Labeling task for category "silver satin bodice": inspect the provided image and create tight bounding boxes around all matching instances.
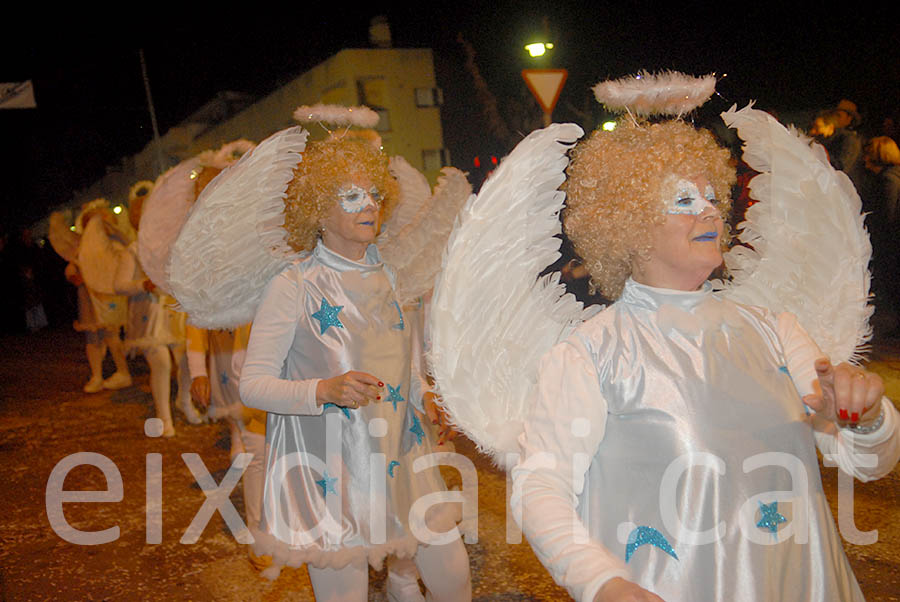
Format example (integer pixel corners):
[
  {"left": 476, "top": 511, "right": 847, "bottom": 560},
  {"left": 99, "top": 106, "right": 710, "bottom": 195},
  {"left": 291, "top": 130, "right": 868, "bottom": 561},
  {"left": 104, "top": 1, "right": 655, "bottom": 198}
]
[
  {"left": 254, "top": 243, "right": 448, "bottom": 565},
  {"left": 578, "top": 279, "right": 863, "bottom": 601}
]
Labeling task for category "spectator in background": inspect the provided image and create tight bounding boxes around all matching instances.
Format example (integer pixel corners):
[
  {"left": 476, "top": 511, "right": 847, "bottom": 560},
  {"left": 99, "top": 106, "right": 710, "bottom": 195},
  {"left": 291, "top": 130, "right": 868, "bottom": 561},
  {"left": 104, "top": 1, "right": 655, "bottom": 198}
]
[
  {"left": 810, "top": 100, "right": 864, "bottom": 189},
  {"left": 862, "top": 136, "right": 900, "bottom": 336}
]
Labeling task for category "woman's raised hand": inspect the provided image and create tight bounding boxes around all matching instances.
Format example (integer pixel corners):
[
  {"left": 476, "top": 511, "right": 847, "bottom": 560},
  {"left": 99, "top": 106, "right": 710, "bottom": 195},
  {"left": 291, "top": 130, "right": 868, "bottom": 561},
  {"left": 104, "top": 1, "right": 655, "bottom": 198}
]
[
  {"left": 802, "top": 359, "right": 884, "bottom": 427},
  {"left": 316, "top": 371, "right": 384, "bottom": 409}
]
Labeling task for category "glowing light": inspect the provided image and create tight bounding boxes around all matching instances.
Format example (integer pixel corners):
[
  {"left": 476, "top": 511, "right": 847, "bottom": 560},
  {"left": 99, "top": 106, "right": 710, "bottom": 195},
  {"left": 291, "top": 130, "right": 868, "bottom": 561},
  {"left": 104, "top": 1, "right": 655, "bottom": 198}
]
[
  {"left": 602, "top": 121, "right": 617, "bottom": 131},
  {"left": 69, "top": 225, "right": 76, "bottom": 231},
  {"left": 525, "top": 43, "right": 548, "bottom": 57},
  {"left": 113, "top": 205, "right": 123, "bottom": 215}
]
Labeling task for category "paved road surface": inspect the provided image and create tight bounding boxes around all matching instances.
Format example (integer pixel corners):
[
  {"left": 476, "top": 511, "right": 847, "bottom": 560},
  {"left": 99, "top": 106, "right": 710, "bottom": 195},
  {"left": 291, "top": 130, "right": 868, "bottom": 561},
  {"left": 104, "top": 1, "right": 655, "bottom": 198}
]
[{"left": 2, "top": 327, "right": 898, "bottom": 600}]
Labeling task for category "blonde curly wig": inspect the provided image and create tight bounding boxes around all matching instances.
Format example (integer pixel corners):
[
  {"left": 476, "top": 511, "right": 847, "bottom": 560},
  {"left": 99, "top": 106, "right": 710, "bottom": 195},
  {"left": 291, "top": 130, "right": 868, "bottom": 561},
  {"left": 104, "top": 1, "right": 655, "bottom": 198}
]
[
  {"left": 564, "top": 119, "right": 736, "bottom": 299},
  {"left": 283, "top": 137, "right": 399, "bottom": 253}
]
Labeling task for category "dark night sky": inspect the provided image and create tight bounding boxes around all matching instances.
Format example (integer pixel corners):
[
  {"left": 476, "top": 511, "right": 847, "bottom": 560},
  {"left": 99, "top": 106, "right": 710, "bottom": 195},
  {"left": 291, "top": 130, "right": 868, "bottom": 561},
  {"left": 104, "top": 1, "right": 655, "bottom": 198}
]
[{"left": 2, "top": 2, "right": 897, "bottom": 231}]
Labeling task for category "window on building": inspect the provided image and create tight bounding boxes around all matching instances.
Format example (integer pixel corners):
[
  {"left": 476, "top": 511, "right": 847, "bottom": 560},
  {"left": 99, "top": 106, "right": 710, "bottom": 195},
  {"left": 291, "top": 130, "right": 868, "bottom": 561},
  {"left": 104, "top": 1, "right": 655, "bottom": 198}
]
[
  {"left": 374, "top": 108, "right": 391, "bottom": 132},
  {"left": 422, "top": 149, "right": 451, "bottom": 172},
  {"left": 415, "top": 88, "right": 444, "bottom": 107}
]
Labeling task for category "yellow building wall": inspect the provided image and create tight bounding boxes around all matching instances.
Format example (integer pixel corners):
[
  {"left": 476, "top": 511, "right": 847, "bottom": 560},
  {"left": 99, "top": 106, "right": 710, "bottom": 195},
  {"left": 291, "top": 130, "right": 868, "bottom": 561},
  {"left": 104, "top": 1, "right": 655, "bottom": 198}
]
[{"left": 192, "top": 48, "right": 446, "bottom": 183}]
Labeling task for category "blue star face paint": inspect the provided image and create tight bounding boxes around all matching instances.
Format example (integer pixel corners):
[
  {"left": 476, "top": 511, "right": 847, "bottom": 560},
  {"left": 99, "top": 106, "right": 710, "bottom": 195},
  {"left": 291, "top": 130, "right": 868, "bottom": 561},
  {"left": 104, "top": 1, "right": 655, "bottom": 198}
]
[
  {"left": 662, "top": 176, "right": 719, "bottom": 216},
  {"left": 337, "top": 183, "right": 383, "bottom": 214}
]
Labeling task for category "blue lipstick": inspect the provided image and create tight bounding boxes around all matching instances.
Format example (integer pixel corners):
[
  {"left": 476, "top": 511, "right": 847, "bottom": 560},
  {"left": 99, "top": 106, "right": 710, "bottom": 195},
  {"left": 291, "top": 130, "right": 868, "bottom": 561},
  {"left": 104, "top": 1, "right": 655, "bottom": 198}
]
[{"left": 693, "top": 231, "right": 717, "bottom": 241}]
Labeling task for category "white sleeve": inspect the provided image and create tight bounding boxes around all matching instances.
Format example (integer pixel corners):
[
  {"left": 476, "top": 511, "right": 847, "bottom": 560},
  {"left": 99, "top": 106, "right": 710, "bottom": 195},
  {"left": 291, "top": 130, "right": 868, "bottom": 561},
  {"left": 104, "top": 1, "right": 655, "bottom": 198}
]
[
  {"left": 238, "top": 269, "right": 322, "bottom": 416},
  {"left": 777, "top": 312, "right": 900, "bottom": 481},
  {"left": 112, "top": 248, "right": 146, "bottom": 296},
  {"left": 510, "top": 335, "right": 630, "bottom": 602}
]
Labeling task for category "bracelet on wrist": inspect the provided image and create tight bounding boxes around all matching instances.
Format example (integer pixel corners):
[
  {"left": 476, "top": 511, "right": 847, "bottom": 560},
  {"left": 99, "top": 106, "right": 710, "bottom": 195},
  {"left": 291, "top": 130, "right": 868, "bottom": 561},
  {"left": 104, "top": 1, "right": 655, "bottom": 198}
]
[{"left": 844, "top": 407, "right": 885, "bottom": 434}]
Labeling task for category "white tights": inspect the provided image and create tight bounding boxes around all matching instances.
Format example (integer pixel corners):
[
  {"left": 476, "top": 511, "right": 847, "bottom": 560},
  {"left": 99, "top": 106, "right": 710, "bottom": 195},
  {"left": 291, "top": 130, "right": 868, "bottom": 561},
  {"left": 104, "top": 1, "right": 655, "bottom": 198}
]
[
  {"left": 307, "top": 538, "right": 471, "bottom": 602},
  {"left": 170, "top": 344, "right": 192, "bottom": 407},
  {"left": 143, "top": 345, "right": 173, "bottom": 428}
]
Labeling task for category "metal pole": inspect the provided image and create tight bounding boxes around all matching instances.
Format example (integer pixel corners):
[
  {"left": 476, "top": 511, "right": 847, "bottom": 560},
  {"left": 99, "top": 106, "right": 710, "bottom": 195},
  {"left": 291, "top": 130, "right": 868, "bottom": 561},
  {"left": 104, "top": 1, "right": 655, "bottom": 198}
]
[{"left": 139, "top": 49, "right": 165, "bottom": 176}]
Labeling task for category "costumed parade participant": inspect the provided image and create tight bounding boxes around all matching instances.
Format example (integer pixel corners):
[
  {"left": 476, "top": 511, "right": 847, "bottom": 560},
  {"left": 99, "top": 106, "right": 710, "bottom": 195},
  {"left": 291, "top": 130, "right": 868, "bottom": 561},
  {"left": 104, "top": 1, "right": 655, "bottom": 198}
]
[
  {"left": 167, "top": 105, "right": 472, "bottom": 601},
  {"left": 227, "top": 323, "right": 275, "bottom": 571},
  {"left": 61, "top": 200, "right": 133, "bottom": 393},
  {"left": 430, "top": 73, "right": 900, "bottom": 601},
  {"left": 137, "top": 141, "right": 255, "bottom": 426},
  {"left": 178, "top": 143, "right": 258, "bottom": 444},
  {"left": 111, "top": 181, "right": 187, "bottom": 437}
]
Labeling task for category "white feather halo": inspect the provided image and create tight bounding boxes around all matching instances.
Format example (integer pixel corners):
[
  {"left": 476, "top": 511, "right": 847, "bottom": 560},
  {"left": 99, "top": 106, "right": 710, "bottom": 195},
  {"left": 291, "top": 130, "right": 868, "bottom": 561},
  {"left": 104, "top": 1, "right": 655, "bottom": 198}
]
[
  {"left": 213, "top": 139, "right": 256, "bottom": 167},
  {"left": 129, "top": 180, "right": 155, "bottom": 201},
  {"left": 592, "top": 71, "right": 716, "bottom": 117},
  {"left": 293, "top": 104, "right": 380, "bottom": 128}
]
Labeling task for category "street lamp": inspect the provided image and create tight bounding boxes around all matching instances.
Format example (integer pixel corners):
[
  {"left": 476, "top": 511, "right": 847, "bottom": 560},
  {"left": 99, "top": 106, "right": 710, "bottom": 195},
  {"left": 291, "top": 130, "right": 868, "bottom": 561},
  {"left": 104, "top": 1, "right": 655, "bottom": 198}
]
[{"left": 524, "top": 42, "right": 554, "bottom": 58}]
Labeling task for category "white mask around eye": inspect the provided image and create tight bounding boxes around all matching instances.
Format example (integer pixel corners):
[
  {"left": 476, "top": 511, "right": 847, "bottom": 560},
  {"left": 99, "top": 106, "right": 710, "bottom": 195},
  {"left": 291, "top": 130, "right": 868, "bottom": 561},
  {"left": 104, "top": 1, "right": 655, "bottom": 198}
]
[
  {"left": 662, "top": 176, "right": 719, "bottom": 216},
  {"left": 337, "top": 183, "right": 382, "bottom": 213}
]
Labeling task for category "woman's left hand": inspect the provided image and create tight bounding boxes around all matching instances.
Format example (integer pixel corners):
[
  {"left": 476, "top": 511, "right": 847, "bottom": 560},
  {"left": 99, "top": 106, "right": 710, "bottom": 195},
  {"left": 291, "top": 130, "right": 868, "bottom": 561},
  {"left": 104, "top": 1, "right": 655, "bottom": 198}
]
[
  {"left": 802, "top": 359, "right": 884, "bottom": 427},
  {"left": 424, "top": 391, "right": 459, "bottom": 445}
]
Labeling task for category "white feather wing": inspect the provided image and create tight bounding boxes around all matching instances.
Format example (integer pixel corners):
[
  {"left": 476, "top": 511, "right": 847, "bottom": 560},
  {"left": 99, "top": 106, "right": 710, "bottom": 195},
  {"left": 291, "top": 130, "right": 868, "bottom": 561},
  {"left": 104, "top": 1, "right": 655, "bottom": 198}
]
[
  {"left": 138, "top": 156, "right": 206, "bottom": 295},
  {"left": 718, "top": 103, "right": 873, "bottom": 364},
  {"left": 381, "top": 156, "right": 433, "bottom": 240},
  {"left": 429, "top": 123, "right": 589, "bottom": 466},
  {"left": 167, "top": 127, "right": 308, "bottom": 328},
  {"left": 380, "top": 165, "right": 473, "bottom": 305},
  {"left": 48, "top": 211, "right": 80, "bottom": 263}
]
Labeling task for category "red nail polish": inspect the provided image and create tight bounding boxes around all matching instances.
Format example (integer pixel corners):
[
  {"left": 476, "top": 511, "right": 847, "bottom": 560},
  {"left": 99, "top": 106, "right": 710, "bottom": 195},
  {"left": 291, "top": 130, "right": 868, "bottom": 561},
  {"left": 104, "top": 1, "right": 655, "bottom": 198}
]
[
  {"left": 378, "top": 382, "right": 384, "bottom": 387},
  {"left": 376, "top": 396, "right": 381, "bottom": 400},
  {"left": 839, "top": 409, "right": 849, "bottom": 420},
  {"left": 851, "top": 412, "right": 859, "bottom": 422}
]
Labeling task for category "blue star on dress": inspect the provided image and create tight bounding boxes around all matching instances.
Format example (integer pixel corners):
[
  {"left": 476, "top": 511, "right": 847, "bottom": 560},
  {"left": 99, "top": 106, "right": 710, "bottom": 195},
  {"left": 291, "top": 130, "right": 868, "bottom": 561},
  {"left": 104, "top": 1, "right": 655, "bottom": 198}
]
[
  {"left": 311, "top": 298, "right": 344, "bottom": 334},
  {"left": 409, "top": 414, "right": 425, "bottom": 445},
  {"left": 386, "top": 383, "right": 405, "bottom": 411},
  {"left": 756, "top": 500, "right": 787, "bottom": 535},
  {"left": 625, "top": 526, "right": 678, "bottom": 563},
  {"left": 108, "top": 302, "right": 117, "bottom": 310},
  {"left": 315, "top": 469, "right": 338, "bottom": 498},
  {"left": 323, "top": 403, "right": 351, "bottom": 419},
  {"left": 391, "top": 300, "right": 405, "bottom": 330},
  {"left": 220, "top": 371, "right": 229, "bottom": 386},
  {"left": 388, "top": 461, "right": 400, "bottom": 477}
]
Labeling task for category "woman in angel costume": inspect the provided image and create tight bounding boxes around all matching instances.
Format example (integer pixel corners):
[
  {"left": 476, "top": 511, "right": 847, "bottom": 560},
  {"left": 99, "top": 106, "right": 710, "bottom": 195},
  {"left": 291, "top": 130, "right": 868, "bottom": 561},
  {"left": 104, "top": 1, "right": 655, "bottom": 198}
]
[
  {"left": 138, "top": 141, "right": 258, "bottom": 430},
  {"left": 430, "top": 73, "right": 900, "bottom": 601},
  {"left": 111, "top": 181, "right": 190, "bottom": 437},
  {"left": 168, "top": 106, "right": 472, "bottom": 601},
  {"left": 60, "top": 200, "right": 133, "bottom": 393}
]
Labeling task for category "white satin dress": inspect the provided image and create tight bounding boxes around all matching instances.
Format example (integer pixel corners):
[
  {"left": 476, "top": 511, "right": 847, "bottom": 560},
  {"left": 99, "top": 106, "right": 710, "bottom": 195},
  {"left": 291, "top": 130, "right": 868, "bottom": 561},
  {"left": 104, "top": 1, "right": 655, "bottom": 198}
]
[
  {"left": 511, "top": 278, "right": 900, "bottom": 602},
  {"left": 240, "top": 242, "right": 457, "bottom": 570}
]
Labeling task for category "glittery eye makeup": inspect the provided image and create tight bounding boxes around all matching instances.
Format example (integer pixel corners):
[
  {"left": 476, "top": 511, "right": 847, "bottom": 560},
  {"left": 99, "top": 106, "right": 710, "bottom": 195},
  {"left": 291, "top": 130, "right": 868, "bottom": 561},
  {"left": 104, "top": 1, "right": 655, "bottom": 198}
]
[
  {"left": 337, "top": 184, "right": 381, "bottom": 213},
  {"left": 663, "top": 178, "right": 718, "bottom": 216}
]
